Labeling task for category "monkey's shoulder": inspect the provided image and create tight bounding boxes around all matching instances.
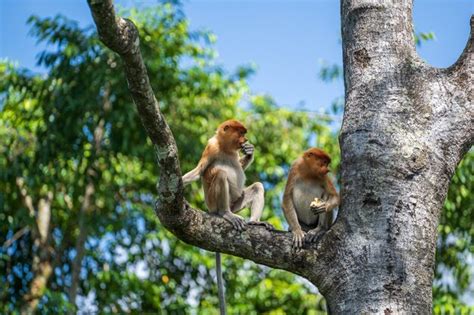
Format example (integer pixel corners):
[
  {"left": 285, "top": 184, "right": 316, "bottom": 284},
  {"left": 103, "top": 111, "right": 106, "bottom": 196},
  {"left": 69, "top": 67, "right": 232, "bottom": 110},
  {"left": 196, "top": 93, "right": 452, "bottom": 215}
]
[{"left": 203, "top": 137, "right": 219, "bottom": 156}]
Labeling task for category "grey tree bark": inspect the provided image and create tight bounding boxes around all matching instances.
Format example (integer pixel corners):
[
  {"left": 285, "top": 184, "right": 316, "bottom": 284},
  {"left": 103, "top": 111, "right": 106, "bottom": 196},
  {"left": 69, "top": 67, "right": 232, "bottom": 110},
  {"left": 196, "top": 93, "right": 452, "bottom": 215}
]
[{"left": 87, "top": 0, "right": 473, "bottom": 313}]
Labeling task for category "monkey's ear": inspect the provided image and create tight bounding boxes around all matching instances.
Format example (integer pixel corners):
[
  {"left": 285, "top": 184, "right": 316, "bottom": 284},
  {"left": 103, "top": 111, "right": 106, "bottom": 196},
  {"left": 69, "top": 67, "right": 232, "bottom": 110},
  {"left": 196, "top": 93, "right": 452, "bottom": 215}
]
[{"left": 223, "top": 125, "right": 229, "bottom": 132}]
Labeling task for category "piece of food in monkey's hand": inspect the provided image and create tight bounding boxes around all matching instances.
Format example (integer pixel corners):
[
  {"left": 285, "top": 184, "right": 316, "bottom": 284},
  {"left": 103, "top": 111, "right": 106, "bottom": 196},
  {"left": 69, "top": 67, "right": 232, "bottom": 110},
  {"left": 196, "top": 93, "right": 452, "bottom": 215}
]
[{"left": 310, "top": 198, "right": 326, "bottom": 215}]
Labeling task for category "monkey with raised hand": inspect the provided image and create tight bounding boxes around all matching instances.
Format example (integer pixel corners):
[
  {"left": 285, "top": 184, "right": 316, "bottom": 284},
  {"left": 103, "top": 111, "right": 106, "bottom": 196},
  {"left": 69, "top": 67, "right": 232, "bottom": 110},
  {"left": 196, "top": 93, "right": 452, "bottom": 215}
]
[
  {"left": 182, "top": 119, "right": 273, "bottom": 315},
  {"left": 182, "top": 119, "right": 273, "bottom": 231},
  {"left": 282, "top": 148, "right": 339, "bottom": 248}
]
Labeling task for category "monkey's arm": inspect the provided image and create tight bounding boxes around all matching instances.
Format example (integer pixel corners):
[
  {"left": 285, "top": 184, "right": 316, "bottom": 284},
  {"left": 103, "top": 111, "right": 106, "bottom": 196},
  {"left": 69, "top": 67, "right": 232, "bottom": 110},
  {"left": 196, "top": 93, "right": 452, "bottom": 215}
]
[
  {"left": 312, "top": 175, "right": 339, "bottom": 213},
  {"left": 182, "top": 166, "right": 201, "bottom": 186},
  {"left": 324, "top": 176, "right": 339, "bottom": 212},
  {"left": 282, "top": 171, "right": 305, "bottom": 248},
  {"left": 182, "top": 147, "right": 212, "bottom": 186},
  {"left": 239, "top": 143, "right": 254, "bottom": 170},
  {"left": 239, "top": 155, "right": 254, "bottom": 170}
]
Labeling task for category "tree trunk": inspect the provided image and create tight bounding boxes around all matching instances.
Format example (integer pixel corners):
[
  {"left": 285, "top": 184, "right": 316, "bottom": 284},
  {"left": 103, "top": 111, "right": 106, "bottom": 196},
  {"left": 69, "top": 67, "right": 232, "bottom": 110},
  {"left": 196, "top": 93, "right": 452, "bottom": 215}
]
[
  {"left": 87, "top": 0, "right": 473, "bottom": 313},
  {"left": 68, "top": 92, "right": 110, "bottom": 311},
  {"left": 315, "top": 1, "right": 472, "bottom": 312},
  {"left": 21, "top": 193, "right": 54, "bottom": 315},
  {"left": 68, "top": 181, "right": 94, "bottom": 312}
]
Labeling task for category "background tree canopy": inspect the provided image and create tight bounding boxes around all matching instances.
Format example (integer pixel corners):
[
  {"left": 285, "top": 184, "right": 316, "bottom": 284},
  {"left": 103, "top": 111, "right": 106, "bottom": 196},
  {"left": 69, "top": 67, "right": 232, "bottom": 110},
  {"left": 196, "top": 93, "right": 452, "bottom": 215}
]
[{"left": 0, "top": 3, "right": 472, "bottom": 314}]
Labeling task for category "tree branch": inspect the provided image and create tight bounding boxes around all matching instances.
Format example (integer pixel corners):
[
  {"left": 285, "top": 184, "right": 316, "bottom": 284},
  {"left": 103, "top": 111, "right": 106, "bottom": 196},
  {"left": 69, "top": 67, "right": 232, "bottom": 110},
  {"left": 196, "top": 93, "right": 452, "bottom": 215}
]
[
  {"left": 161, "top": 202, "right": 334, "bottom": 282},
  {"left": 2, "top": 226, "right": 30, "bottom": 249},
  {"left": 87, "top": 0, "right": 183, "bottom": 213},
  {"left": 86, "top": 0, "right": 337, "bottom": 283},
  {"left": 448, "top": 15, "right": 473, "bottom": 79},
  {"left": 431, "top": 15, "right": 474, "bottom": 164}
]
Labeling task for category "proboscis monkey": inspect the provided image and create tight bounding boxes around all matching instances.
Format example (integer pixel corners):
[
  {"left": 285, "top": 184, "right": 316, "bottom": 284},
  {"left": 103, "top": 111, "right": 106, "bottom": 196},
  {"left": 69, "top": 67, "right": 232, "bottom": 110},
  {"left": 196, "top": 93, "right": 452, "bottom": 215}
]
[
  {"left": 182, "top": 119, "right": 273, "bottom": 315},
  {"left": 282, "top": 148, "right": 339, "bottom": 248}
]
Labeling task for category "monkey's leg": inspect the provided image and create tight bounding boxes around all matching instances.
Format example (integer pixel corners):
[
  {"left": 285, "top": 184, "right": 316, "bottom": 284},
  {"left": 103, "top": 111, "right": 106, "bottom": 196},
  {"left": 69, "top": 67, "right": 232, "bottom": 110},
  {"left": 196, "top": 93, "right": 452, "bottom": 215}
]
[
  {"left": 305, "top": 227, "right": 325, "bottom": 243},
  {"left": 305, "top": 212, "right": 331, "bottom": 243},
  {"left": 231, "top": 182, "right": 273, "bottom": 230},
  {"left": 209, "top": 170, "right": 247, "bottom": 231}
]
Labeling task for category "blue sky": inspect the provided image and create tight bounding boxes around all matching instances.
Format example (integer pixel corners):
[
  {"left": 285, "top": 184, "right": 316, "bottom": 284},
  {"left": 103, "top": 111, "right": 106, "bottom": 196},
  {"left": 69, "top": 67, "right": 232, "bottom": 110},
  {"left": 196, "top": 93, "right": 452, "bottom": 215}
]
[{"left": 0, "top": 0, "right": 472, "bottom": 113}]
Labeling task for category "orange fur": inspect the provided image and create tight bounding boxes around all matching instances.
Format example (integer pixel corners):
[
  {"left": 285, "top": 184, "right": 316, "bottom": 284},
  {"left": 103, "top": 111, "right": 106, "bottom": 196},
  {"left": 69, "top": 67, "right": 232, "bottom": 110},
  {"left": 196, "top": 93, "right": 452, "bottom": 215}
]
[
  {"left": 182, "top": 119, "right": 271, "bottom": 229},
  {"left": 182, "top": 119, "right": 273, "bottom": 313},
  {"left": 282, "top": 148, "right": 339, "bottom": 248}
]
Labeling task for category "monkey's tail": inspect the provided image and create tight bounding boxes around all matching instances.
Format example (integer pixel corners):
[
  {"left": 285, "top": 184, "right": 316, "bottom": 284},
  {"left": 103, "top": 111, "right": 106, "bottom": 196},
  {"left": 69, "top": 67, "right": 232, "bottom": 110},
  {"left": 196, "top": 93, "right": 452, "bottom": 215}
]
[{"left": 216, "top": 252, "right": 227, "bottom": 315}]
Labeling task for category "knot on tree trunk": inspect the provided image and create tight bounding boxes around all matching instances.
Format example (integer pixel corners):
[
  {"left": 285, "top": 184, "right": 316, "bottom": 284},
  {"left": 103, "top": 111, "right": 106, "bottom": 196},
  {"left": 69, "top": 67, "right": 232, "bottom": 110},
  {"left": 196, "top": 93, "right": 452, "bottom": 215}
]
[{"left": 354, "top": 48, "right": 370, "bottom": 68}]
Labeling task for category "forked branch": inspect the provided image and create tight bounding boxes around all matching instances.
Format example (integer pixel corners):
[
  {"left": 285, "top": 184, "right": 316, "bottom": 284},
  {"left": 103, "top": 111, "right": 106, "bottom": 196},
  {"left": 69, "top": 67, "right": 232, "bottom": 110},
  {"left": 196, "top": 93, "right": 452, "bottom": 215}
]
[
  {"left": 449, "top": 15, "right": 474, "bottom": 79},
  {"left": 86, "top": 0, "right": 335, "bottom": 281}
]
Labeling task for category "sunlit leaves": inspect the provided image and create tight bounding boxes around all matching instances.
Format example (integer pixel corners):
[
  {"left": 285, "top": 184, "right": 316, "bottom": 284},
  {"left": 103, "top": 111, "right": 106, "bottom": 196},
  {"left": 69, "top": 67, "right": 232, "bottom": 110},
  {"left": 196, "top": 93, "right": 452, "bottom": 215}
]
[
  {"left": 1, "top": 2, "right": 331, "bottom": 313},
  {"left": 1, "top": 2, "right": 470, "bottom": 314},
  {"left": 318, "top": 62, "right": 341, "bottom": 83},
  {"left": 414, "top": 31, "right": 436, "bottom": 47},
  {"left": 434, "top": 151, "right": 474, "bottom": 312}
]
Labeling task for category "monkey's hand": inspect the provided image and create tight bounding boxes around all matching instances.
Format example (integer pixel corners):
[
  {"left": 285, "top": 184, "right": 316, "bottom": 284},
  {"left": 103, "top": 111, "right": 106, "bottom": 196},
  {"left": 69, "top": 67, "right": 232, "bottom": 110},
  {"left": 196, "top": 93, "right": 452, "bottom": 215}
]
[
  {"left": 222, "top": 212, "right": 247, "bottom": 232},
  {"left": 241, "top": 142, "right": 254, "bottom": 157},
  {"left": 292, "top": 229, "right": 306, "bottom": 249},
  {"left": 248, "top": 220, "right": 274, "bottom": 230},
  {"left": 310, "top": 198, "right": 327, "bottom": 215}
]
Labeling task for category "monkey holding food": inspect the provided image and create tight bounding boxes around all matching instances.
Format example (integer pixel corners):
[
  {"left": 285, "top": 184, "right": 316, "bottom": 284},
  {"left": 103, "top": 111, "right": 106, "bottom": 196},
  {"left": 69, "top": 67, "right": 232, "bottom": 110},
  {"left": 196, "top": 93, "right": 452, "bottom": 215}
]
[{"left": 282, "top": 148, "right": 339, "bottom": 248}]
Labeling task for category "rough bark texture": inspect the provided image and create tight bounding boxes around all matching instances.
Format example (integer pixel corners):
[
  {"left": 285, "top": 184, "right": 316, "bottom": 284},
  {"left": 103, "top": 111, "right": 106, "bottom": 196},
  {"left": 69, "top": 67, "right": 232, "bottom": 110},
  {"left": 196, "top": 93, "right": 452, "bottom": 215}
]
[
  {"left": 87, "top": 0, "right": 473, "bottom": 313},
  {"left": 328, "top": 1, "right": 473, "bottom": 313}
]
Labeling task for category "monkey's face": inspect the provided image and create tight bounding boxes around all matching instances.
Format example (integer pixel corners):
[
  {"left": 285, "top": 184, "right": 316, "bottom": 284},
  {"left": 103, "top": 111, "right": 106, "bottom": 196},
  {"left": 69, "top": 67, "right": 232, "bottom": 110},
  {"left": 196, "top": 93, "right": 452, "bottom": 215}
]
[
  {"left": 221, "top": 125, "right": 248, "bottom": 150},
  {"left": 318, "top": 160, "right": 330, "bottom": 176},
  {"left": 232, "top": 128, "right": 248, "bottom": 149},
  {"left": 304, "top": 152, "right": 330, "bottom": 177}
]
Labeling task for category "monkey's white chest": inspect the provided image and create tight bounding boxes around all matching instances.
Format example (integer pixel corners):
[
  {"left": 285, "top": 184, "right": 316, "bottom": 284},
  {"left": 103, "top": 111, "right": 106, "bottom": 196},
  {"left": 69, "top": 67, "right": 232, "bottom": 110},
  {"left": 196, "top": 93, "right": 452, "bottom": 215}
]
[
  {"left": 214, "top": 161, "right": 245, "bottom": 201},
  {"left": 292, "top": 180, "right": 324, "bottom": 225}
]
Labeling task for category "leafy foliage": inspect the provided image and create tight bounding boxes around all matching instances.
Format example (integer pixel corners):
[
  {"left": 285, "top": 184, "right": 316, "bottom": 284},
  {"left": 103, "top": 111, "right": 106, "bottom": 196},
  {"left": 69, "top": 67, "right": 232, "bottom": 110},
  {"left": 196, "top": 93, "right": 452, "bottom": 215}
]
[
  {"left": 434, "top": 151, "right": 474, "bottom": 313},
  {"left": 0, "top": 3, "right": 333, "bottom": 314},
  {"left": 413, "top": 30, "right": 436, "bottom": 47},
  {"left": 0, "top": 2, "right": 471, "bottom": 314}
]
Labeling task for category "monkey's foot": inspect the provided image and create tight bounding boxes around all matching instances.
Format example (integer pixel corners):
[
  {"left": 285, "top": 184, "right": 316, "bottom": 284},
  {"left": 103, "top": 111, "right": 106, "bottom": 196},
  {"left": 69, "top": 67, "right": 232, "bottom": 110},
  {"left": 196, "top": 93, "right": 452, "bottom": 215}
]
[
  {"left": 305, "top": 228, "right": 326, "bottom": 243},
  {"left": 222, "top": 213, "right": 247, "bottom": 232},
  {"left": 247, "top": 221, "right": 274, "bottom": 230}
]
